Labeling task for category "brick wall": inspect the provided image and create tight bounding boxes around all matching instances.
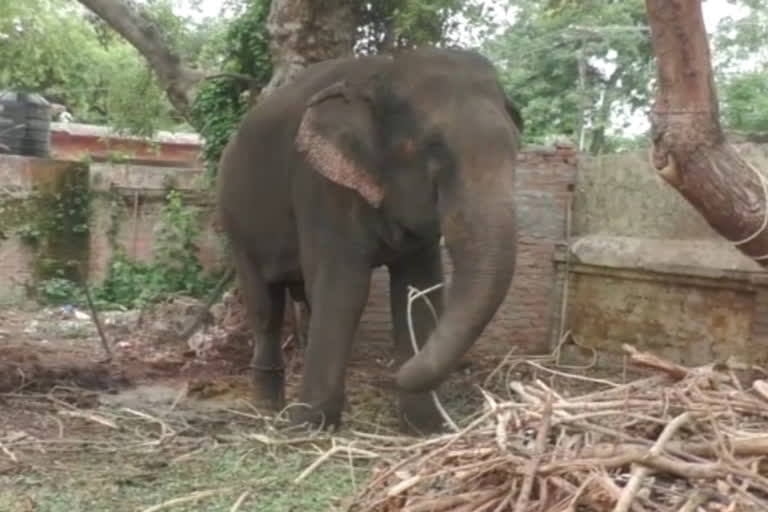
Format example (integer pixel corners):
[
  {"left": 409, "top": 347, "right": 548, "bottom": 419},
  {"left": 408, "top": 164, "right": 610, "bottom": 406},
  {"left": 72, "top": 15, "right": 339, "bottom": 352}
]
[
  {"left": 50, "top": 123, "right": 203, "bottom": 168},
  {"left": 87, "top": 162, "right": 224, "bottom": 281},
  {"left": 1, "top": 144, "right": 578, "bottom": 364},
  {"left": 358, "top": 146, "right": 578, "bottom": 357}
]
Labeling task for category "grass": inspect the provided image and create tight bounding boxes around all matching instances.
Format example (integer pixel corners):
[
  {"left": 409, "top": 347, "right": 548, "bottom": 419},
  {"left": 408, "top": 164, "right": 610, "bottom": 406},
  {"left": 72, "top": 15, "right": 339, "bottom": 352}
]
[{"left": 0, "top": 443, "right": 373, "bottom": 512}]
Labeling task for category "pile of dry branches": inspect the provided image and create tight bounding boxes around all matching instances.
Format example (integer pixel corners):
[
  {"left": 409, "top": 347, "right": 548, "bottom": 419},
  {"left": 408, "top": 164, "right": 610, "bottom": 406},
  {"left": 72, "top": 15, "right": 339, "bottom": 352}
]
[{"left": 348, "top": 345, "right": 768, "bottom": 512}]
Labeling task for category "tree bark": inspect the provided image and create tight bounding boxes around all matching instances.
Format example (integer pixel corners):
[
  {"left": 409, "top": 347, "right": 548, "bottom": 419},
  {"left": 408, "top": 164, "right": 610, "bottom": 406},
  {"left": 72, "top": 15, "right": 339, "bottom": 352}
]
[
  {"left": 257, "top": 0, "right": 359, "bottom": 100},
  {"left": 75, "top": 0, "right": 205, "bottom": 118},
  {"left": 645, "top": 0, "right": 768, "bottom": 266}
]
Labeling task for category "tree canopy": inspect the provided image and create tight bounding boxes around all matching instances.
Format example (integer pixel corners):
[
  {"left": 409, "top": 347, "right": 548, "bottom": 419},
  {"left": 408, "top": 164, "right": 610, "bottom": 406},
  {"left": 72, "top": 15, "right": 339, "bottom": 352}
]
[{"left": 1, "top": 0, "right": 766, "bottom": 161}]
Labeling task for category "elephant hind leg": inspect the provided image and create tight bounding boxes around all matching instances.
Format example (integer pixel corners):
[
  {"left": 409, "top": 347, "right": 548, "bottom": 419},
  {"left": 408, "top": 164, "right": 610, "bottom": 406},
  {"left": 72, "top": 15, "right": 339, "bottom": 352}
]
[{"left": 231, "top": 247, "right": 287, "bottom": 412}]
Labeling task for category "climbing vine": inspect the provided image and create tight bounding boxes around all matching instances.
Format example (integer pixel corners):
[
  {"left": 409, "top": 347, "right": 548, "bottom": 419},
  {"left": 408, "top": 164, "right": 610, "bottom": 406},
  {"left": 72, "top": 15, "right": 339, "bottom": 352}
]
[
  {"left": 35, "top": 187, "right": 223, "bottom": 309},
  {"left": 12, "top": 163, "right": 92, "bottom": 283},
  {"left": 92, "top": 189, "right": 222, "bottom": 308},
  {"left": 190, "top": 0, "right": 272, "bottom": 177}
]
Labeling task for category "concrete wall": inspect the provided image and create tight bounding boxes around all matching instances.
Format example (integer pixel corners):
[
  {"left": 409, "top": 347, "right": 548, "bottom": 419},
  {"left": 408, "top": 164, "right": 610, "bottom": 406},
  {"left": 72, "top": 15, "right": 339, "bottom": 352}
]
[{"left": 555, "top": 142, "right": 768, "bottom": 368}]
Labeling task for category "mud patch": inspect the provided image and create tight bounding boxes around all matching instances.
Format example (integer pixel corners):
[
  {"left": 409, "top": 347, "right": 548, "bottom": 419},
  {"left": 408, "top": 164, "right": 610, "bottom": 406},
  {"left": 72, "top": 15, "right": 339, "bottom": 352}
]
[{"left": 0, "top": 345, "right": 129, "bottom": 393}]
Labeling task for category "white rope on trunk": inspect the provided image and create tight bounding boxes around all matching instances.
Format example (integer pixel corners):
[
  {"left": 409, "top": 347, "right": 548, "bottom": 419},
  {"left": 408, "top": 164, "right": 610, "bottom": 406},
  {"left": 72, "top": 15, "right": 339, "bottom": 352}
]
[{"left": 406, "top": 282, "right": 459, "bottom": 432}]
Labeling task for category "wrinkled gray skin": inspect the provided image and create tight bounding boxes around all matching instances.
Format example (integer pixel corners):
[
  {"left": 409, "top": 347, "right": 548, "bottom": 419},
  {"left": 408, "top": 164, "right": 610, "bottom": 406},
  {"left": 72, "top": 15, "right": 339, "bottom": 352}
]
[{"left": 216, "top": 47, "right": 523, "bottom": 434}]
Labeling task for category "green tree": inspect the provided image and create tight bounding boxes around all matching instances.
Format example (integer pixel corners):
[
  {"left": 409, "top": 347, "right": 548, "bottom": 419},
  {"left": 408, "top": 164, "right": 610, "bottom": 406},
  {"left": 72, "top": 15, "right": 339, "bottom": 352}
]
[
  {"left": 711, "top": 0, "right": 768, "bottom": 132},
  {"left": 0, "top": 0, "right": 212, "bottom": 135},
  {"left": 484, "top": 0, "right": 653, "bottom": 154}
]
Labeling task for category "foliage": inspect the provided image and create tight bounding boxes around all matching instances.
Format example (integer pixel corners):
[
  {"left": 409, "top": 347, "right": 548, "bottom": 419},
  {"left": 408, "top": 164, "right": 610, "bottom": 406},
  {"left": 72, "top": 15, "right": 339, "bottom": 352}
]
[
  {"left": 36, "top": 189, "right": 221, "bottom": 309},
  {"left": 719, "top": 71, "right": 768, "bottom": 133},
  {"left": 93, "top": 189, "right": 221, "bottom": 308},
  {"left": 13, "top": 165, "right": 91, "bottom": 285},
  {"left": 356, "top": 0, "right": 490, "bottom": 54},
  {"left": 484, "top": 0, "right": 653, "bottom": 154},
  {"left": 190, "top": 0, "right": 272, "bottom": 175},
  {"left": 711, "top": 0, "right": 768, "bottom": 133},
  {"left": 0, "top": 0, "right": 181, "bottom": 134}
]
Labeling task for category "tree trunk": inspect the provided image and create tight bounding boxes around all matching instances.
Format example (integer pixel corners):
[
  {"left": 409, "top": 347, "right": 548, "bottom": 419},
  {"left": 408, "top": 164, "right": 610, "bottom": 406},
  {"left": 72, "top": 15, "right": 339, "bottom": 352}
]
[
  {"left": 645, "top": 0, "right": 768, "bottom": 266},
  {"left": 257, "top": 0, "right": 359, "bottom": 99},
  {"left": 75, "top": 0, "right": 205, "bottom": 118}
]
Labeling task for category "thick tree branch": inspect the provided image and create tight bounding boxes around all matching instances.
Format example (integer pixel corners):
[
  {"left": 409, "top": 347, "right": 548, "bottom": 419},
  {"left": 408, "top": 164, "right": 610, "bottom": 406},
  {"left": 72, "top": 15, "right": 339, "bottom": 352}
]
[
  {"left": 76, "top": 0, "right": 205, "bottom": 118},
  {"left": 646, "top": 0, "right": 768, "bottom": 266}
]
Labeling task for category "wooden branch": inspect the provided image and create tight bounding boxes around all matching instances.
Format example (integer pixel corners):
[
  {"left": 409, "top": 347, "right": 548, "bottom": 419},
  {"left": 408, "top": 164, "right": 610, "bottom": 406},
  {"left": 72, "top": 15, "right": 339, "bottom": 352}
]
[
  {"left": 613, "top": 412, "right": 691, "bottom": 512},
  {"left": 645, "top": 0, "right": 768, "bottom": 266},
  {"left": 514, "top": 393, "right": 552, "bottom": 512},
  {"left": 622, "top": 344, "right": 691, "bottom": 380},
  {"left": 76, "top": 0, "right": 205, "bottom": 118}
]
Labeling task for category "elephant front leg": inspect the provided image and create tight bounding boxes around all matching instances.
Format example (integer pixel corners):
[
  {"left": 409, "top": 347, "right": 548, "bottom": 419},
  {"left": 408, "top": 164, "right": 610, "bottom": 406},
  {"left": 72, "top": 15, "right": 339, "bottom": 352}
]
[
  {"left": 389, "top": 243, "right": 446, "bottom": 435},
  {"left": 291, "top": 264, "right": 371, "bottom": 430},
  {"left": 232, "top": 248, "right": 287, "bottom": 412}
]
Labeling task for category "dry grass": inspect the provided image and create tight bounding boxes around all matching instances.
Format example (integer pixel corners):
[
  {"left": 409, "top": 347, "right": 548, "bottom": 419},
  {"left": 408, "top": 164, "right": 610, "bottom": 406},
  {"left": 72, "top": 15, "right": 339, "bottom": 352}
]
[{"left": 4, "top": 305, "right": 768, "bottom": 512}]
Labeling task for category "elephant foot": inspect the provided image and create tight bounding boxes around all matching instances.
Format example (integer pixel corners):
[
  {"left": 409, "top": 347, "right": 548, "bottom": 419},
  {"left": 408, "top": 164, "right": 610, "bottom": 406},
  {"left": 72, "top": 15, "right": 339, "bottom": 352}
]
[
  {"left": 286, "top": 399, "right": 343, "bottom": 432},
  {"left": 398, "top": 391, "right": 447, "bottom": 436},
  {"left": 250, "top": 367, "right": 285, "bottom": 414}
]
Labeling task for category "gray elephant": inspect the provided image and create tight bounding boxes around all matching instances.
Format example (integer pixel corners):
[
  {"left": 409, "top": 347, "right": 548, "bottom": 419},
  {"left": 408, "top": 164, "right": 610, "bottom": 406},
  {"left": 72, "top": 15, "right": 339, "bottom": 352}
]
[{"left": 216, "top": 46, "right": 523, "bottom": 434}]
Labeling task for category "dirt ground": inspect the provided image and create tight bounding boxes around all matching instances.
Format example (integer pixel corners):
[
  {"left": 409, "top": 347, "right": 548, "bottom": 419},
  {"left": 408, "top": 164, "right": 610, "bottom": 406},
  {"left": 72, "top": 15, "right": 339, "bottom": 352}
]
[{"left": 0, "top": 299, "right": 536, "bottom": 511}]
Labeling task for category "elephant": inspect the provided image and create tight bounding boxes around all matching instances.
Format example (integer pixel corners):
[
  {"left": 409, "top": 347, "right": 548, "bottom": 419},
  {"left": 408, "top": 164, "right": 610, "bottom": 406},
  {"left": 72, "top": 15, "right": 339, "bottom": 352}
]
[{"left": 216, "top": 46, "right": 523, "bottom": 434}]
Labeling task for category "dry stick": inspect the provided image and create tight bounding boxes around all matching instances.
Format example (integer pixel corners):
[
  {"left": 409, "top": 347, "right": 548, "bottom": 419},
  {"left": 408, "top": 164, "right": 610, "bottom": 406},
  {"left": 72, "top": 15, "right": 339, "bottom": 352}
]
[
  {"left": 140, "top": 488, "right": 230, "bottom": 512},
  {"left": 229, "top": 490, "right": 250, "bottom": 512},
  {"left": 0, "top": 439, "right": 18, "bottom": 463},
  {"left": 542, "top": 450, "right": 727, "bottom": 480},
  {"left": 612, "top": 412, "right": 691, "bottom": 512},
  {"left": 568, "top": 375, "right": 669, "bottom": 403},
  {"left": 294, "top": 443, "right": 378, "bottom": 483},
  {"left": 514, "top": 392, "right": 553, "bottom": 512},
  {"left": 82, "top": 280, "right": 112, "bottom": 360},
  {"left": 57, "top": 409, "right": 119, "bottom": 430},
  {"left": 678, "top": 490, "right": 710, "bottom": 512},
  {"left": 621, "top": 344, "right": 691, "bottom": 380}
]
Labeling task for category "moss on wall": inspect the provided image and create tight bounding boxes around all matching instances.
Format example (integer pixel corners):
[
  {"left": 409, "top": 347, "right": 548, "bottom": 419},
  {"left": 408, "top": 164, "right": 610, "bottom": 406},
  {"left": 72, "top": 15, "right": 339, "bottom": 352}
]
[{"left": 2, "top": 162, "right": 91, "bottom": 282}]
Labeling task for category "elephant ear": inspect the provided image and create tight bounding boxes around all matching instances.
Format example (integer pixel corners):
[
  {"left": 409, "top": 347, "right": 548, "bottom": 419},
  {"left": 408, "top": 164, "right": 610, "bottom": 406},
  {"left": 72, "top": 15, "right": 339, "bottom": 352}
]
[{"left": 295, "top": 79, "right": 385, "bottom": 208}]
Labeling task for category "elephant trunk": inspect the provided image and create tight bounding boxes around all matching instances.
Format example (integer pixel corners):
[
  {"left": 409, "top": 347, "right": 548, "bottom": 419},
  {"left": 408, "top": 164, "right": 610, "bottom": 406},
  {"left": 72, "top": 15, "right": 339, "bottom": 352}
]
[{"left": 395, "top": 150, "right": 518, "bottom": 393}]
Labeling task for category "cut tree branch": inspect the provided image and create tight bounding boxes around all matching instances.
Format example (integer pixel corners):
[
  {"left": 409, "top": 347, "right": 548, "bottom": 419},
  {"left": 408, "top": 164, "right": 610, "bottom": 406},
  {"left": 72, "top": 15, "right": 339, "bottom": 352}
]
[
  {"left": 76, "top": 0, "right": 206, "bottom": 118},
  {"left": 645, "top": 0, "right": 768, "bottom": 266}
]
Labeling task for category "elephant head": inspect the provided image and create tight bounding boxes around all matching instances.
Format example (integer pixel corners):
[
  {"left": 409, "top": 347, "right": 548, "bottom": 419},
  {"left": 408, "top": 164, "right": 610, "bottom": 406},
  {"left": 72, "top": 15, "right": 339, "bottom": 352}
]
[{"left": 295, "top": 48, "right": 523, "bottom": 393}]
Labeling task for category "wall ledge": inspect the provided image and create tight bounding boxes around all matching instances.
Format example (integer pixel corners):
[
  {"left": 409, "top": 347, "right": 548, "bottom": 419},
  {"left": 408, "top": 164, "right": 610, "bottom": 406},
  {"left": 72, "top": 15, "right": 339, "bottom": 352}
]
[{"left": 553, "top": 235, "right": 768, "bottom": 285}]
